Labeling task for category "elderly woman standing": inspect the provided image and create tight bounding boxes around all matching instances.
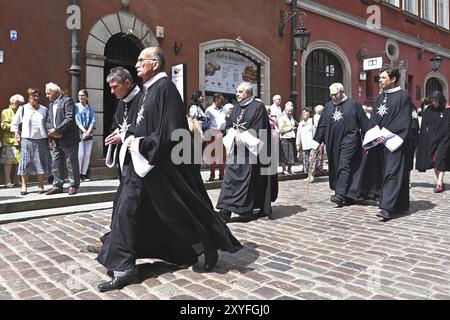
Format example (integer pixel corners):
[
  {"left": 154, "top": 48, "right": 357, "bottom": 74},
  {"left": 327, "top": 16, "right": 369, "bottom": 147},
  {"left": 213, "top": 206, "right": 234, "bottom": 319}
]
[
  {"left": 1, "top": 94, "right": 25, "bottom": 187},
  {"left": 278, "top": 101, "right": 297, "bottom": 175},
  {"left": 75, "top": 89, "right": 96, "bottom": 182},
  {"left": 11, "top": 88, "right": 51, "bottom": 195}
]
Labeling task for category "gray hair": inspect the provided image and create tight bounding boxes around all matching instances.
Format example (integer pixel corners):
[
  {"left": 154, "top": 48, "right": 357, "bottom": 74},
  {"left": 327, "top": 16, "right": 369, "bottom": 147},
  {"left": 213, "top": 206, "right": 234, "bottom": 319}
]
[
  {"left": 45, "top": 82, "right": 62, "bottom": 93},
  {"left": 106, "top": 66, "right": 134, "bottom": 84},
  {"left": 272, "top": 94, "right": 281, "bottom": 102},
  {"left": 151, "top": 47, "right": 166, "bottom": 71},
  {"left": 10, "top": 94, "right": 25, "bottom": 104},
  {"left": 238, "top": 82, "right": 253, "bottom": 95},
  {"left": 329, "top": 83, "right": 344, "bottom": 93},
  {"left": 284, "top": 101, "right": 294, "bottom": 110}
]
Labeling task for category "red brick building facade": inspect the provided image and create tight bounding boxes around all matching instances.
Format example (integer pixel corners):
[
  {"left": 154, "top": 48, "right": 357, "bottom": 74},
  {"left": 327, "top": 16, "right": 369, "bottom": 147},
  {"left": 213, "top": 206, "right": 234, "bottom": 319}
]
[{"left": 0, "top": 0, "right": 448, "bottom": 159}]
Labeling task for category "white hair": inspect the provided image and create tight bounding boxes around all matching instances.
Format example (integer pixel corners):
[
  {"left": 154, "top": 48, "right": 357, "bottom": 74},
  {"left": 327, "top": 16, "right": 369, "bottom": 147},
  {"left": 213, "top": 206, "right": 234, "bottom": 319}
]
[
  {"left": 45, "top": 82, "right": 62, "bottom": 93},
  {"left": 272, "top": 94, "right": 281, "bottom": 102},
  {"left": 314, "top": 104, "right": 324, "bottom": 112},
  {"left": 285, "top": 101, "right": 294, "bottom": 110},
  {"left": 329, "top": 83, "right": 344, "bottom": 93},
  {"left": 238, "top": 82, "right": 253, "bottom": 95},
  {"left": 10, "top": 94, "right": 25, "bottom": 104}
]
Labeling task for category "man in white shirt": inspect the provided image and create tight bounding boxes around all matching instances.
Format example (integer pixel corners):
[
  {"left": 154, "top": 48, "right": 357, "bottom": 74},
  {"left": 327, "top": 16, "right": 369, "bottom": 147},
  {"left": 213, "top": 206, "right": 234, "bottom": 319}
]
[
  {"left": 268, "top": 94, "right": 283, "bottom": 125},
  {"left": 204, "top": 93, "right": 227, "bottom": 181}
]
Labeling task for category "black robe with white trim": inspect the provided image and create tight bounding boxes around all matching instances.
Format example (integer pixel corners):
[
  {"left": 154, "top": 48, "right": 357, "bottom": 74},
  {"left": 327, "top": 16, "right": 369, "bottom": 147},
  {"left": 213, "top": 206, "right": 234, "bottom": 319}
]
[
  {"left": 358, "top": 87, "right": 413, "bottom": 214},
  {"left": 313, "top": 97, "right": 369, "bottom": 200},
  {"left": 97, "top": 75, "right": 242, "bottom": 272}
]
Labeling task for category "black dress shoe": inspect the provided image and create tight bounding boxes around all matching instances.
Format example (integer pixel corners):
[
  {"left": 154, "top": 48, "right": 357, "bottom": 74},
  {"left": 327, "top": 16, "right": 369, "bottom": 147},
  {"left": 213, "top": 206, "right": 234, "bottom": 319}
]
[
  {"left": 203, "top": 249, "right": 218, "bottom": 272},
  {"left": 218, "top": 209, "right": 231, "bottom": 222},
  {"left": 379, "top": 209, "right": 392, "bottom": 221},
  {"left": 97, "top": 272, "right": 140, "bottom": 292},
  {"left": 85, "top": 244, "right": 102, "bottom": 254},
  {"left": 330, "top": 195, "right": 344, "bottom": 207},
  {"left": 236, "top": 212, "right": 255, "bottom": 222}
]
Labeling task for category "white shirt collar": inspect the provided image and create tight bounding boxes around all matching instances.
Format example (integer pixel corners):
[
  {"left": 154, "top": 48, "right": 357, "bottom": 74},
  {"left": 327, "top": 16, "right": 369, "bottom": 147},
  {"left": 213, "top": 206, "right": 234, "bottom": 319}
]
[
  {"left": 239, "top": 95, "right": 254, "bottom": 106},
  {"left": 384, "top": 86, "right": 402, "bottom": 94},
  {"left": 143, "top": 72, "right": 168, "bottom": 93},
  {"left": 123, "top": 85, "right": 141, "bottom": 103}
]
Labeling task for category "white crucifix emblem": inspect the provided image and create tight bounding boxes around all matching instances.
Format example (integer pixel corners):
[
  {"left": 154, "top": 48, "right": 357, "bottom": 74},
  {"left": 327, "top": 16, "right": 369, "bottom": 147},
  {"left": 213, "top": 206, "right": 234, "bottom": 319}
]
[
  {"left": 332, "top": 109, "right": 343, "bottom": 122},
  {"left": 377, "top": 104, "right": 388, "bottom": 117},
  {"left": 118, "top": 117, "right": 130, "bottom": 134},
  {"left": 136, "top": 106, "right": 145, "bottom": 126}
]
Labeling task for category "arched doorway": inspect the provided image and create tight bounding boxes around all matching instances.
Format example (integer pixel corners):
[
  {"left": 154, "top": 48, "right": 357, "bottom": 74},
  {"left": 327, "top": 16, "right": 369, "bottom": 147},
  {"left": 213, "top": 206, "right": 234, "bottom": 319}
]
[
  {"left": 103, "top": 33, "right": 142, "bottom": 155},
  {"left": 425, "top": 77, "right": 443, "bottom": 96},
  {"left": 305, "top": 49, "right": 344, "bottom": 108},
  {"left": 84, "top": 11, "right": 158, "bottom": 159}
]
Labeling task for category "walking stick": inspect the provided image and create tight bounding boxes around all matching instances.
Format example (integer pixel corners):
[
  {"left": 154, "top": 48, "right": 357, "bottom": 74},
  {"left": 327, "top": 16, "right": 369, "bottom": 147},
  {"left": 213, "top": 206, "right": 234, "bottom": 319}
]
[{"left": 306, "top": 148, "right": 318, "bottom": 196}]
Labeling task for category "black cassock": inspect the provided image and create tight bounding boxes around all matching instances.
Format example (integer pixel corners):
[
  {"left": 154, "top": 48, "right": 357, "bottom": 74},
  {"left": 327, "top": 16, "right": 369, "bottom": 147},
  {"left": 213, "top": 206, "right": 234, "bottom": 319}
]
[
  {"left": 97, "top": 76, "right": 242, "bottom": 272},
  {"left": 217, "top": 99, "right": 277, "bottom": 215},
  {"left": 109, "top": 86, "right": 143, "bottom": 175},
  {"left": 415, "top": 106, "right": 450, "bottom": 172},
  {"left": 313, "top": 98, "right": 369, "bottom": 200},
  {"left": 358, "top": 88, "right": 413, "bottom": 214}
]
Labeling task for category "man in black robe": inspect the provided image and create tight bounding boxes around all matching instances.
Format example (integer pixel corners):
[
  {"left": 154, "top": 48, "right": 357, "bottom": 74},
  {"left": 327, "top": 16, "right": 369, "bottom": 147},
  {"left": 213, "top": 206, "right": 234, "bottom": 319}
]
[
  {"left": 415, "top": 91, "right": 450, "bottom": 193},
  {"left": 216, "top": 82, "right": 277, "bottom": 221},
  {"left": 105, "top": 66, "right": 143, "bottom": 178},
  {"left": 312, "top": 83, "right": 369, "bottom": 207},
  {"left": 83, "top": 67, "right": 143, "bottom": 255},
  {"left": 96, "top": 47, "right": 242, "bottom": 292},
  {"left": 359, "top": 67, "right": 413, "bottom": 220}
]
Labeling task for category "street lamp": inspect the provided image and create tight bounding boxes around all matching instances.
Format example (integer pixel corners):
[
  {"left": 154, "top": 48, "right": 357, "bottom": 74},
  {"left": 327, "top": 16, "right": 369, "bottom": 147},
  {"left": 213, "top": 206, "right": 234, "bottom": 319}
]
[
  {"left": 279, "top": 1, "right": 311, "bottom": 116},
  {"left": 430, "top": 52, "right": 443, "bottom": 72}
]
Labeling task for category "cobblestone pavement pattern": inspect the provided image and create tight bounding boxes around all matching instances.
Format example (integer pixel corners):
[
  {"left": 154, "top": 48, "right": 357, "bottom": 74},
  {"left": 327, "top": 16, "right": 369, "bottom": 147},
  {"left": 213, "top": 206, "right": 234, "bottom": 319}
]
[{"left": 1, "top": 170, "right": 450, "bottom": 300}]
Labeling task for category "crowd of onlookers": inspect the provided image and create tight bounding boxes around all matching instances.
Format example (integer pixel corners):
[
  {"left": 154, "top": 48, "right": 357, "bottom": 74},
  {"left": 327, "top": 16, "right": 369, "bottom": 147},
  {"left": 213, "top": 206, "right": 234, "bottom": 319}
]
[{"left": 0, "top": 84, "right": 96, "bottom": 195}]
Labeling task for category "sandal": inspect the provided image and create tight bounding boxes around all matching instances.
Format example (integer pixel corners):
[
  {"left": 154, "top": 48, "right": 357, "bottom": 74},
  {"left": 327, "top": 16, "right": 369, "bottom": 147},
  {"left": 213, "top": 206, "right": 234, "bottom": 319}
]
[{"left": 434, "top": 184, "right": 444, "bottom": 193}]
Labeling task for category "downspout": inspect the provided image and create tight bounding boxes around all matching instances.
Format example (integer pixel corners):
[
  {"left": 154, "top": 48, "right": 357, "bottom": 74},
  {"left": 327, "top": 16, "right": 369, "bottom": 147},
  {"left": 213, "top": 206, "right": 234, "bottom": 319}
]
[{"left": 69, "top": 0, "right": 81, "bottom": 100}]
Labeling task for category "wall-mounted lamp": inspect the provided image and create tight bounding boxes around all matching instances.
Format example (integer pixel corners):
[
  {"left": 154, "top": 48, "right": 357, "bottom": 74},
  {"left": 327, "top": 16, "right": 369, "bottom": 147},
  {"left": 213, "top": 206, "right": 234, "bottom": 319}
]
[
  {"left": 279, "top": 10, "right": 311, "bottom": 53},
  {"left": 430, "top": 43, "right": 442, "bottom": 72},
  {"left": 174, "top": 41, "right": 183, "bottom": 55}
]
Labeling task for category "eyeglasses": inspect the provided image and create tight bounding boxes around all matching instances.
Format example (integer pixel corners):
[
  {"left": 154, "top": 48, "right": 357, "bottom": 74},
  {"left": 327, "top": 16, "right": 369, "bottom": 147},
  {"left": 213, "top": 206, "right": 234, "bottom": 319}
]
[{"left": 137, "top": 58, "right": 159, "bottom": 63}]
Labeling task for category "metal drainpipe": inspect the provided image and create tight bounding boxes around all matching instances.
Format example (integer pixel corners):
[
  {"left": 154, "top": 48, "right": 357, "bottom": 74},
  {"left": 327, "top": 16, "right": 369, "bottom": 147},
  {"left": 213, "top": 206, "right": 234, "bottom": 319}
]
[{"left": 69, "top": 0, "right": 81, "bottom": 100}]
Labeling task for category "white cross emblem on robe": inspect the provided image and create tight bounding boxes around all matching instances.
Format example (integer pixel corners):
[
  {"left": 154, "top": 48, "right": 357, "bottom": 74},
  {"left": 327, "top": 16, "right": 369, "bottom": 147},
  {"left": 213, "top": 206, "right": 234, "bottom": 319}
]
[
  {"left": 136, "top": 106, "right": 145, "bottom": 126},
  {"left": 412, "top": 110, "right": 418, "bottom": 119},
  {"left": 332, "top": 109, "right": 343, "bottom": 122},
  {"left": 377, "top": 104, "right": 388, "bottom": 117},
  {"left": 118, "top": 116, "right": 130, "bottom": 134}
]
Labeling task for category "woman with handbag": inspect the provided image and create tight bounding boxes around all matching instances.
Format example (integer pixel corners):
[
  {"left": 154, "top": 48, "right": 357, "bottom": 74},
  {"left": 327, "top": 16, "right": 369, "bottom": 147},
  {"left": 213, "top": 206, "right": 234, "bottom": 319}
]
[{"left": 75, "top": 89, "right": 96, "bottom": 182}]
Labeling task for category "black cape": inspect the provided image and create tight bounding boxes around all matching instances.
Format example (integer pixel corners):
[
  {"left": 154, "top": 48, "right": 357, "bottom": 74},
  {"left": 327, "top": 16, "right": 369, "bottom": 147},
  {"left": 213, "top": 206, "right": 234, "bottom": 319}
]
[
  {"left": 97, "top": 76, "right": 242, "bottom": 271},
  {"left": 415, "top": 106, "right": 450, "bottom": 172},
  {"left": 358, "top": 88, "right": 413, "bottom": 213},
  {"left": 313, "top": 97, "right": 369, "bottom": 199},
  {"left": 217, "top": 99, "right": 277, "bottom": 215},
  {"left": 408, "top": 109, "right": 419, "bottom": 171}
]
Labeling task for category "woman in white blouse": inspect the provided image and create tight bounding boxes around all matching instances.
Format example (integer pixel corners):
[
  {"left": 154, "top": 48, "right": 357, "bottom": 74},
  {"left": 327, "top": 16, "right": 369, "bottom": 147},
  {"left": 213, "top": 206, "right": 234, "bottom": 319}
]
[
  {"left": 278, "top": 102, "right": 297, "bottom": 175},
  {"left": 11, "top": 88, "right": 51, "bottom": 195}
]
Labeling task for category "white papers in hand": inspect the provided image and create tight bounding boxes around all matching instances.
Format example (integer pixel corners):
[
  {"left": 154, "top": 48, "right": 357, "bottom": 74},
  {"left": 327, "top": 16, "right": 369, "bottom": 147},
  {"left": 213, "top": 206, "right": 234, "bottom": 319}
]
[
  {"left": 223, "top": 128, "right": 238, "bottom": 154},
  {"left": 240, "top": 130, "right": 264, "bottom": 156},
  {"left": 120, "top": 136, "right": 154, "bottom": 177},
  {"left": 362, "top": 125, "right": 403, "bottom": 152}
]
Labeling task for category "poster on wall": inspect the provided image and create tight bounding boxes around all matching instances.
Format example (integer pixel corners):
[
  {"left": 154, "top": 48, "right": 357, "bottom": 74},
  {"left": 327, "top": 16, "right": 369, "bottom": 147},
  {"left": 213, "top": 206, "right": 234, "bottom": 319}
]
[
  {"left": 171, "top": 63, "right": 186, "bottom": 103},
  {"left": 205, "top": 51, "right": 258, "bottom": 95}
]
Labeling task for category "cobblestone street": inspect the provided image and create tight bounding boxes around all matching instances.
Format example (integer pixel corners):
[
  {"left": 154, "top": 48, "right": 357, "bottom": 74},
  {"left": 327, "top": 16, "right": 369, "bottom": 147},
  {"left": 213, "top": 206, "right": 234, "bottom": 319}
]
[{"left": 1, "top": 170, "right": 450, "bottom": 301}]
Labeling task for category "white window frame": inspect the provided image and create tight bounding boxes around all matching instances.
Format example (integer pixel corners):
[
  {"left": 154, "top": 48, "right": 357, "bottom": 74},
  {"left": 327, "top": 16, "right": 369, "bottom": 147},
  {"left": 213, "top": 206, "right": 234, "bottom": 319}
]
[
  {"left": 403, "top": 0, "right": 419, "bottom": 14},
  {"left": 383, "top": 0, "right": 400, "bottom": 6},
  {"left": 421, "top": 0, "right": 435, "bottom": 21},
  {"left": 437, "top": 0, "right": 449, "bottom": 29}
]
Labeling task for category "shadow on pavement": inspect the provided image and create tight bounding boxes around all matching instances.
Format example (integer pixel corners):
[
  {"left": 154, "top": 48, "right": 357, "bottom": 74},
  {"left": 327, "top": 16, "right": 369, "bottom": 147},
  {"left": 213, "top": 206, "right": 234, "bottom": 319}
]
[
  {"left": 268, "top": 204, "right": 305, "bottom": 220},
  {"left": 408, "top": 199, "right": 436, "bottom": 214}
]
